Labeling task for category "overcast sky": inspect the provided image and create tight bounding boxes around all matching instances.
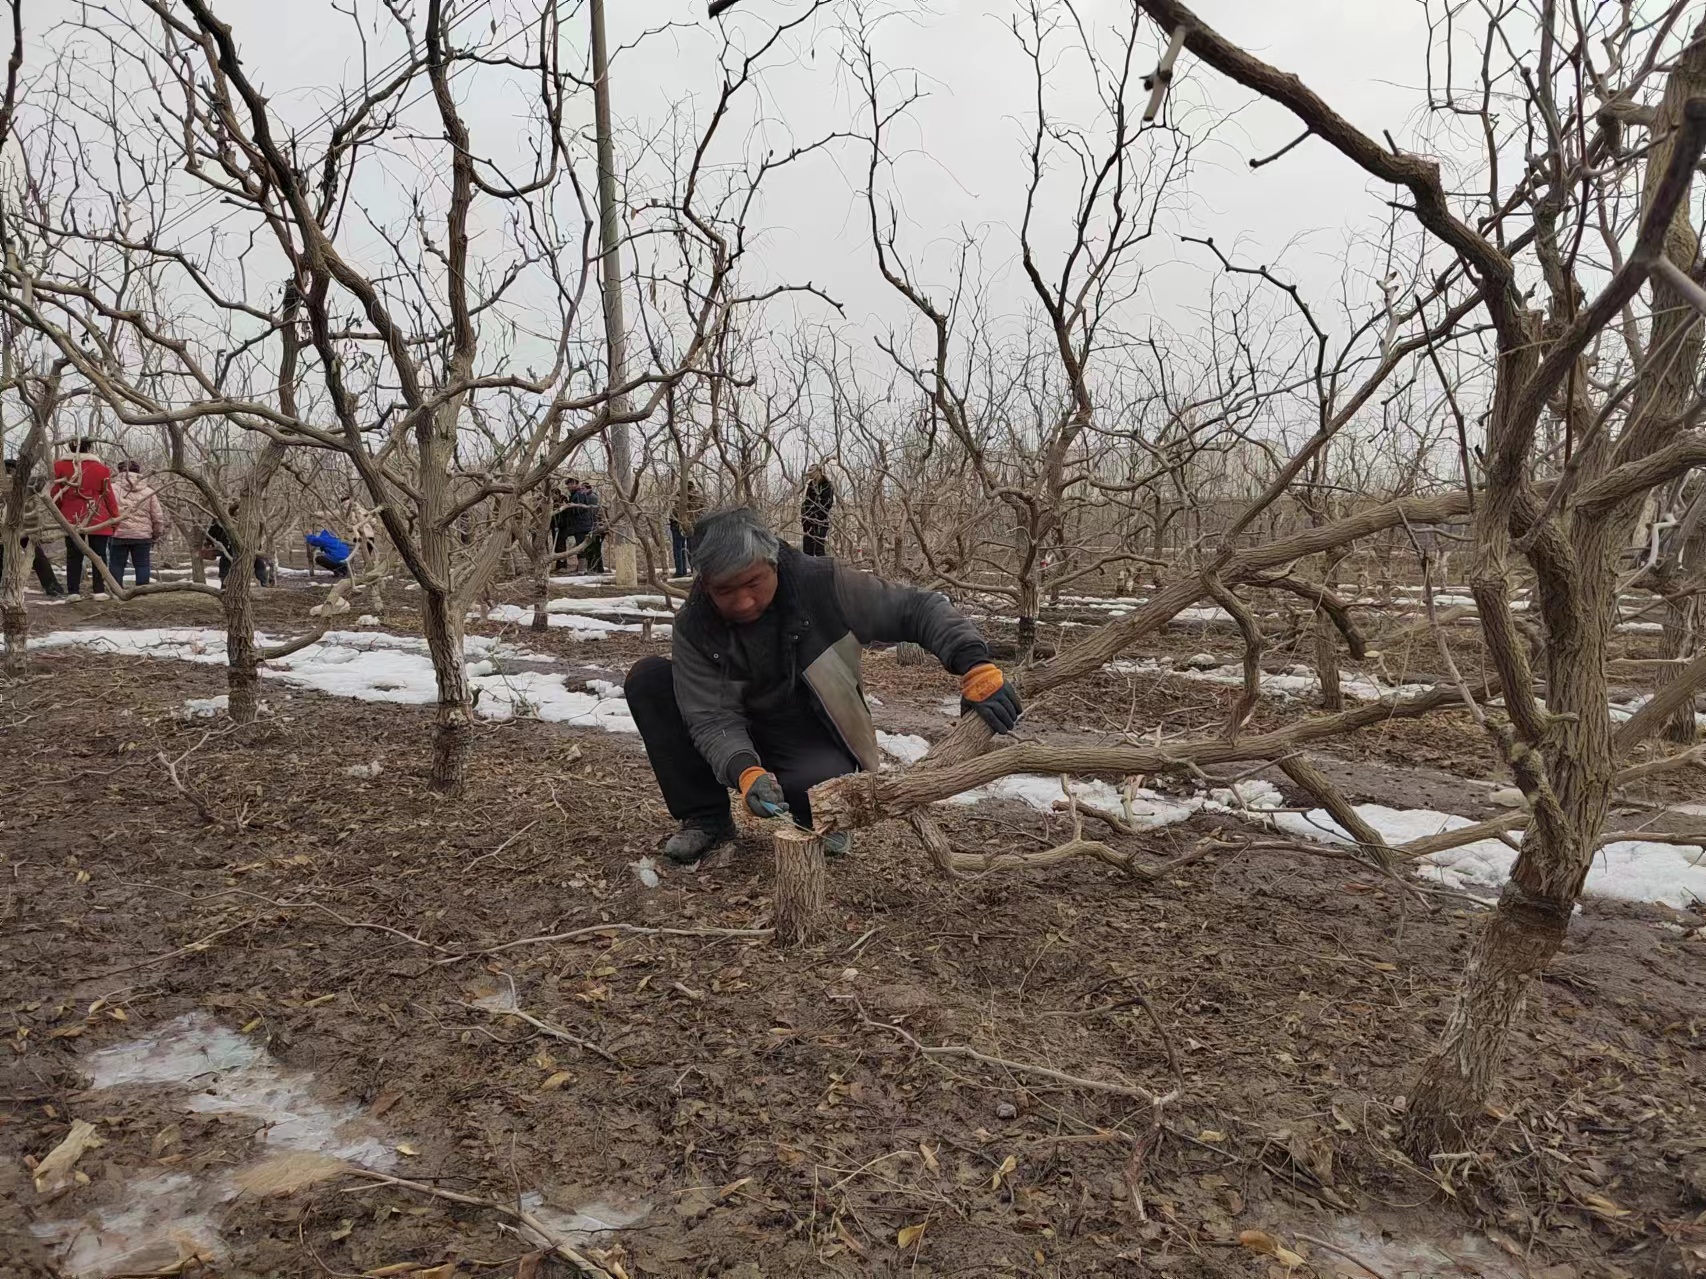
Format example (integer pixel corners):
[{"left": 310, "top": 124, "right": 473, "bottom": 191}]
[{"left": 31, "top": 0, "right": 1438, "bottom": 336}]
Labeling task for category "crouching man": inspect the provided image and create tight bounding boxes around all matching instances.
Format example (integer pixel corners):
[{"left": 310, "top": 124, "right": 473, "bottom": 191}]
[{"left": 625, "top": 508, "right": 1021, "bottom": 863}]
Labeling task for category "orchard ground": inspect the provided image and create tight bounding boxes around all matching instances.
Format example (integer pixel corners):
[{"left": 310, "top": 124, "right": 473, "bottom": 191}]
[{"left": 2, "top": 575, "right": 1703, "bottom": 1279}]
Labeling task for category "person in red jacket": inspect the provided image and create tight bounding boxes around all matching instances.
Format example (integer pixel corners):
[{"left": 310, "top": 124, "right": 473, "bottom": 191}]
[{"left": 50, "top": 438, "right": 120, "bottom": 597}]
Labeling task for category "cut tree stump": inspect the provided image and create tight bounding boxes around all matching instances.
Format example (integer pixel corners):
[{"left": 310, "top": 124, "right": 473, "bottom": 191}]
[
  {"left": 773, "top": 826, "right": 827, "bottom": 944},
  {"left": 896, "top": 642, "right": 927, "bottom": 666}
]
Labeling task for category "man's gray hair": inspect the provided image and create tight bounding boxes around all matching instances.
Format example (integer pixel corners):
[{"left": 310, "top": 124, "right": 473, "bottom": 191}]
[{"left": 693, "top": 507, "right": 780, "bottom": 581}]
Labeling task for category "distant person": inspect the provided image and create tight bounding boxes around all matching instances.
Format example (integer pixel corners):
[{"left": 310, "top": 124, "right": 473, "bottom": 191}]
[
  {"left": 801, "top": 464, "right": 834, "bottom": 557},
  {"left": 305, "top": 528, "right": 353, "bottom": 579},
  {"left": 205, "top": 505, "right": 274, "bottom": 588},
  {"left": 107, "top": 461, "right": 167, "bottom": 587},
  {"left": 49, "top": 438, "right": 120, "bottom": 597},
  {"left": 624, "top": 507, "right": 1020, "bottom": 864},
  {"left": 549, "top": 482, "right": 576, "bottom": 572},
  {"left": 669, "top": 478, "right": 703, "bottom": 578},
  {"left": 567, "top": 478, "right": 603, "bottom": 573},
  {"left": 1, "top": 455, "right": 64, "bottom": 597}
]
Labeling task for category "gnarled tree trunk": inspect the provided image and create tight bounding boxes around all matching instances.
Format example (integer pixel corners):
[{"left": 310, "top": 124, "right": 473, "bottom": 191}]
[{"left": 422, "top": 589, "right": 473, "bottom": 794}]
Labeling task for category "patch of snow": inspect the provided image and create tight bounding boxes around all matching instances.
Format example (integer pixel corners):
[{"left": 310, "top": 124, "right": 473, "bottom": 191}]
[
  {"left": 42, "top": 627, "right": 638, "bottom": 734},
  {"left": 549, "top": 573, "right": 615, "bottom": 586},
  {"left": 1265, "top": 803, "right": 1706, "bottom": 908},
  {"left": 630, "top": 857, "right": 662, "bottom": 890},
  {"left": 354, "top": 614, "right": 381, "bottom": 626},
  {"left": 877, "top": 731, "right": 932, "bottom": 765},
  {"left": 484, "top": 603, "right": 670, "bottom": 638},
  {"left": 181, "top": 695, "right": 229, "bottom": 719},
  {"left": 1109, "top": 656, "right": 1432, "bottom": 704}
]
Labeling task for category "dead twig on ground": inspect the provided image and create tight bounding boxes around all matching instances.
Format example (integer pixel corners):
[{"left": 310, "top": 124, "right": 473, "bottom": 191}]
[
  {"left": 463, "top": 976, "right": 624, "bottom": 1066},
  {"left": 342, "top": 1169, "right": 616, "bottom": 1278},
  {"left": 76, "top": 918, "right": 254, "bottom": 982},
  {"left": 834, "top": 994, "right": 1178, "bottom": 1104},
  {"left": 435, "top": 922, "right": 775, "bottom": 965}
]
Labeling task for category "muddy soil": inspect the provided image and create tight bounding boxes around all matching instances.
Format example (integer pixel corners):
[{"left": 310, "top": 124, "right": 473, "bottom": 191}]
[{"left": 3, "top": 587, "right": 1705, "bottom": 1278}]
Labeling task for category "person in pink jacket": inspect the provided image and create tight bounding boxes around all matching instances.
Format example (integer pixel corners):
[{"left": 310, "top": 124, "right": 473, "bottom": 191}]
[{"left": 107, "top": 461, "right": 168, "bottom": 587}]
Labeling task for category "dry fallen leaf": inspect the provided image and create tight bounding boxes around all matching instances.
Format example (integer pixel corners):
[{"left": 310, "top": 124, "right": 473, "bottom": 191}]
[
  {"left": 1239, "top": 1230, "right": 1305, "bottom": 1270},
  {"left": 32, "top": 1120, "right": 103, "bottom": 1193},
  {"left": 394, "top": 1143, "right": 419, "bottom": 1157},
  {"left": 919, "top": 1142, "right": 940, "bottom": 1174},
  {"left": 897, "top": 1222, "right": 927, "bottom": 1249},
  {"left": 990, "top": 1154, "right": 1018, "bottom": 1191},
  {"left": 1198, "top": 1129, "right": 1226, "bottom": 1143},
  {"left": 362, "top": 1265, "right": 420, "bottom": 1277},
  {"left": 1583, "top": 1194, "right": 1630, "bottom": 1219},
  {"left": 330, "top": 1219, "right": 355, "bottom": 1242},
  {"left": 540, "top": 1071, "right": 572, "bottom": 1092},
  {"left": 410, "top": 1265, "right": 458, "bottom": 1279},
  {"left": 47, "top": 1025, "right": 85, "bottom": 1040}
]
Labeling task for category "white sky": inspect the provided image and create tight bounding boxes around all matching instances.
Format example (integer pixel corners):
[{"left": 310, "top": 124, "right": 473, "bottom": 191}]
[{"left": 27, "top": 0, "right": 1434, "bottom": 347}]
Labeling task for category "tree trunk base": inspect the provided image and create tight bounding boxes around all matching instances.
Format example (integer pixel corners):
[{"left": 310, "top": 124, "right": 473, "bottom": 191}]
[
  {"left": 431, "top": 718, "right": 472, "bottom": 795},
  {"left": 1404, "top": 887, "right": 1568, "bottom": 1158},
  {"left": 3, "top": 606, "right": 27, "bottom": 678},
  {"left": 228, "top": 666, "right": 260, "bottom": 724},
  {"left": 773, "top": 826, "right": 827, "bottom": 944},
  {"left": 896, "top": 642, "right": 927, "bottom": 666}
]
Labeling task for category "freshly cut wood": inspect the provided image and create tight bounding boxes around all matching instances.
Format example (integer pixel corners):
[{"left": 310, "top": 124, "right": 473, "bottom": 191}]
[{"left": 773, "top": 826, "right": 827, "bottom": 944}]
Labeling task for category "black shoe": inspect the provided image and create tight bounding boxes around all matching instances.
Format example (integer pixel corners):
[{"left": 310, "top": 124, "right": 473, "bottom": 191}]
[{"left": 663, "top": 820, "right": 735, "bottom": 865}]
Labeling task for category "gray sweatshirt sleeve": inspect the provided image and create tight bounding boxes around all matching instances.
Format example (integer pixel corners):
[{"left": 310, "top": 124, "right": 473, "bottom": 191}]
[
  {"left": 671, "top": 629, "right": 761, "bottom": 786},
  {"left": 831, "top": 563, "right": 991, "bottom": 675}
]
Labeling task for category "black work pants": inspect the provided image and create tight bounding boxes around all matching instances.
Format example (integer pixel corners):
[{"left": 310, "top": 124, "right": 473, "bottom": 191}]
[
  {"left": 1, "top": 543, "right": 62, "bottom": 594},
  {"left": 801, "top": 520, "right": 828, "bottom": 557},
  {"left": 313, "top": 553, "right": 351, "bottom": 579},
  {"left": 624, "top": 655, "right": 856, "bottom": 829},
  {"left": 66, "top": 534, "right": 111, "bottom": 595}
]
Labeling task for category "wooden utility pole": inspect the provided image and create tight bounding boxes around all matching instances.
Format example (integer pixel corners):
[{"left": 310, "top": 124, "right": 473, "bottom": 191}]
[{"left": 590, "top": 0, "right": 637, "bottom": 585}]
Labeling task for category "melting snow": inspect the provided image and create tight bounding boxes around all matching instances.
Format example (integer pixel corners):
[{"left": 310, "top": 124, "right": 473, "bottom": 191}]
[
  {"left": 41, "top": 628, "right": 637, "bottom": 734},
  {"left": 1267, "top": 804, "right": 1706, "bottom": 908},
  {"left": 484, "top": 603, "right": 671, "bottom": 638},
  {"left": 35, "top": 1014, "right": 650, "bottom": 1278}
]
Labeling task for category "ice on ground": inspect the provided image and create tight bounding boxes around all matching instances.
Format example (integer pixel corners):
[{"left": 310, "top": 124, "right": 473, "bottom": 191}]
[
  {"left": 40, "top": 1013, "right": 650, "bottom": 1277},
  {"left": 1266, "top": 804, "right": 1706, "bottom": 908},
  {"left": 877, "top": 731, "right": 932, "bottom": 765},
  {"left": 29, "top": 1170, "right": 224, "bottom": 1279},
  {"left": 519, "top": 1191, "right": 650, "bottom": 1246},
  {"left": 484, "top": 603, "right": 670, "bottom": 638},
  {"left": 86, "top": 1014, "right": 394, "bottom": 1166}
]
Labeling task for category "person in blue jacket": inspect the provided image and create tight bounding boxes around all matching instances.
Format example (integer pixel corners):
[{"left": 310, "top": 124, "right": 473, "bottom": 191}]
[{"left": 305, "top": 528, "right": 354, "bottom": 579}]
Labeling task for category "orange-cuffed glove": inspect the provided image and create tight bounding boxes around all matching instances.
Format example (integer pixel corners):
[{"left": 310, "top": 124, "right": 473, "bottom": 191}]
[
  {"left": 739, "top": 766, "right": 789, "bottom": 818},
  {"left": 960, "top": 662, "right": 1021, "bottom": 734}
]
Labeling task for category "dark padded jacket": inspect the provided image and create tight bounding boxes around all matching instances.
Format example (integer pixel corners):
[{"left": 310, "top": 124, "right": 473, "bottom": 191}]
[{"left": 672, "top": 544, "right": 989, "bottom": 785}]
